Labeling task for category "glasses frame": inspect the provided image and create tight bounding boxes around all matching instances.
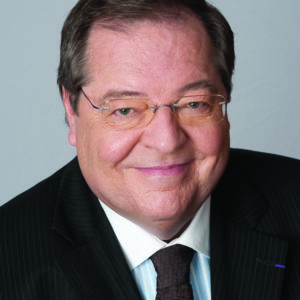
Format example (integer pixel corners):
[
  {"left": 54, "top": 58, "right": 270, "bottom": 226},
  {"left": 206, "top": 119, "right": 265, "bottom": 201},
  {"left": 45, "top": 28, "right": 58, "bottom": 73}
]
[{"left": 80, "top": 87, "right": 229, "bottom": 128}]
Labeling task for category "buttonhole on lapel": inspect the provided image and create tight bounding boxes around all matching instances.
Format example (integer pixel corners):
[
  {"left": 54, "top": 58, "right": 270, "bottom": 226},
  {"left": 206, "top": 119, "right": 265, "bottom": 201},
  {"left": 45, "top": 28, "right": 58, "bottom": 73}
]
[{"left": 256, "top": 258, "right": 285, "bottom": 269}]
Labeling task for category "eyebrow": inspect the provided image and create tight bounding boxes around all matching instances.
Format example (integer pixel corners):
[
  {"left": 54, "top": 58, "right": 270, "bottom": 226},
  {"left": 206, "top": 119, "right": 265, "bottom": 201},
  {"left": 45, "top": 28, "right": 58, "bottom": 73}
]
[
  {"left": 99, "top": 79, "right": 218, "bottom": 102},
  {"left": 102, "top": 90, "right": 147, "bottom": 100},
  {"left": 178, "top": 80, "right": 218, "bottom": 94}
]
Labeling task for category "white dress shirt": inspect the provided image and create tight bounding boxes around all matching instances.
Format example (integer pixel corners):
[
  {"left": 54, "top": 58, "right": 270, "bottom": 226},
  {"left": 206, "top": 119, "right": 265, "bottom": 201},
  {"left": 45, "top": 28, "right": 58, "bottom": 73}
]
[{"left": 100, "top": 197, "right": 211, "bottom": 300}]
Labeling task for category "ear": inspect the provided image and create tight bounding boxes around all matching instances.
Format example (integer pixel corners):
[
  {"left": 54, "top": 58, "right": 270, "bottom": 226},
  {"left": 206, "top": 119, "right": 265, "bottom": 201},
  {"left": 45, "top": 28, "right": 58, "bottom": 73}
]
[{"left": 62, "top": 86, "right": 77, "bottom": 146}]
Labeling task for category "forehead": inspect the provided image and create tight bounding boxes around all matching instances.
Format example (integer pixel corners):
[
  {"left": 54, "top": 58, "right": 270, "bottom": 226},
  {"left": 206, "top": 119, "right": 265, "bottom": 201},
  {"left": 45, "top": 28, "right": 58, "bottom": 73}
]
[
  {"left": 89, "top": 14, "right": 211, "bottom": 52},
  {"left": 84, "top": 15, "right": 221, "bottom": 97},
  {"left": 88, "top": 14, "right": 211, "bottom": 59}
]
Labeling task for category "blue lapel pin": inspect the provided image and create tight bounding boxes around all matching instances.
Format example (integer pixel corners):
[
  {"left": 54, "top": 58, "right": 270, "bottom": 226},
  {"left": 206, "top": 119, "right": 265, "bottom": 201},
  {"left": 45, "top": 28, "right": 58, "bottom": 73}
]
[{"left": 275, "top": 264, "right": 285, "bottom": 269}]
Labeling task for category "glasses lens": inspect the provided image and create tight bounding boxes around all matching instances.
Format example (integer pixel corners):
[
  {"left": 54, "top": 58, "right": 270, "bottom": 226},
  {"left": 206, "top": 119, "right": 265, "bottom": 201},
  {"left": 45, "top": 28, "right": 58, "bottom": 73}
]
[
  {"left": 176, "top": 95, "right": 226, "bottom": 124},
  {"left": 101, "top": 98, "right": 151, "bottom": 129}
]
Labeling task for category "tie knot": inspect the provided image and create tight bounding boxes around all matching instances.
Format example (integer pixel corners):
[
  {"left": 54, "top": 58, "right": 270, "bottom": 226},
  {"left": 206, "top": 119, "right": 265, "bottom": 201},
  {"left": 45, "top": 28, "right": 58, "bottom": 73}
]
[{"left": 150, "top": 244, "right": 195, "bottom": 290}]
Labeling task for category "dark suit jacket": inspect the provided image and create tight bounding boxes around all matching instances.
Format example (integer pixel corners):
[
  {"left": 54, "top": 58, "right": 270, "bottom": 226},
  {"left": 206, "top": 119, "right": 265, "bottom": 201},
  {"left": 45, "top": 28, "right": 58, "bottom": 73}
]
[{"left": 1, "top": 149, "right": 300, "bottom": 299}]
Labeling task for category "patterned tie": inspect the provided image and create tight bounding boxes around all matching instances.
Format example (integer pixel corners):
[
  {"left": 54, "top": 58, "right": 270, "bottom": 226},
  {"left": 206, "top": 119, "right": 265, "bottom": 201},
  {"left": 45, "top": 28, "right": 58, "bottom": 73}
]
[{"left": 150, "top": 244, "right": 195, "bottom": 300}]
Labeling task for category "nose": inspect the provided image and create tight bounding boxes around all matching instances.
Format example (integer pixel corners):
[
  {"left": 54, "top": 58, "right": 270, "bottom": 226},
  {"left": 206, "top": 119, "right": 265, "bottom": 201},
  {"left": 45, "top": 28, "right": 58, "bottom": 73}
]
[{"left": 141, "top": 105, "right": 186, "bottom": 154}]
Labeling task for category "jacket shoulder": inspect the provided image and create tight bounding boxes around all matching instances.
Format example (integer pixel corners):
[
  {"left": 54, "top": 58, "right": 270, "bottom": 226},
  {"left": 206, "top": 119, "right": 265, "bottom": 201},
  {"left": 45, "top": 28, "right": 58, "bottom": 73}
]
[
  {"left": 227, "top": 148, "right": 300, "bottom": 228},
  {"left": 0, "top": 158, "right": 80, "bottom": 240},
  {"left": 0, "top": 159, "right": 74, "bottom": 215},
  {"left": 0, "top": 158, "right": 79, "bottom": 299},
  {"left": 229, "top": 148, "right": 300, "bottom": 180}
]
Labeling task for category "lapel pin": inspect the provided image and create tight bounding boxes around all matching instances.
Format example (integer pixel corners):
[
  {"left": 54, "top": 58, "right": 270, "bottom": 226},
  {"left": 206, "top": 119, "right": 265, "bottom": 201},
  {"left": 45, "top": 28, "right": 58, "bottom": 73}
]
[
  {"left": 257, "top": 258, "right": 286, "bottom": 269},
  {"left": 275, "top": 264, "right": 285, "bottom": 269}
]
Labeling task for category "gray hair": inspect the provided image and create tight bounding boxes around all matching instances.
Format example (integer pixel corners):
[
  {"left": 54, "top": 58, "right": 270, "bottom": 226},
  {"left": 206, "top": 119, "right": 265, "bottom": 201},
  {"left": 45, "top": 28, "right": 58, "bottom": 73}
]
[{"left": 57, "top": 0, "right": 235, "bottom": 113}]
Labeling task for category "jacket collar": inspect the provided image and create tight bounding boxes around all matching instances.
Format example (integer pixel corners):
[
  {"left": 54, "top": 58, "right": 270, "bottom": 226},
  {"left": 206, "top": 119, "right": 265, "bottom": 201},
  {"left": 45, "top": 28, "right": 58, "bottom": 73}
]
[{"left": 52, "top": 158, "right": 142, "bottom": 299}]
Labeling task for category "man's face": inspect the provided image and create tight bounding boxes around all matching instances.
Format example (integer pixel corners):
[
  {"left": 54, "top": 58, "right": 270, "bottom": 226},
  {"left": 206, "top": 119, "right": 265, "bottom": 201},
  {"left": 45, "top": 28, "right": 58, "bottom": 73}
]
[{"left": 63, "top": 15, "right": 230, "bottom": 240}]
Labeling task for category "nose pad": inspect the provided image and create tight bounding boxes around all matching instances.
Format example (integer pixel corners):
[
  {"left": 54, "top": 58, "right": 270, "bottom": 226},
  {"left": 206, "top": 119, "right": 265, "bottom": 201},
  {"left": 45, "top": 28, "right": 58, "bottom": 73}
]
[{"left": 150, "top": 104, "right": 176, "bottom": 113}]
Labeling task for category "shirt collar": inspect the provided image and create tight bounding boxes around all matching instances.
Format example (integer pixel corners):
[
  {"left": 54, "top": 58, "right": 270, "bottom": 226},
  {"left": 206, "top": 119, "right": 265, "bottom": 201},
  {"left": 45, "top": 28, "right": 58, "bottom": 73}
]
[{"left": 100, "top": 197, "right": 210, "bottom": 270}]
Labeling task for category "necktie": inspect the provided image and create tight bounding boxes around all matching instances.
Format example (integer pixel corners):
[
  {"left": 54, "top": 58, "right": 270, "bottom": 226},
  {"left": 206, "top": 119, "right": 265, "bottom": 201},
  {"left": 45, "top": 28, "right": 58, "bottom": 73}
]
[{"left": 150, "top": 244, "right": 195, "bottom": 300}]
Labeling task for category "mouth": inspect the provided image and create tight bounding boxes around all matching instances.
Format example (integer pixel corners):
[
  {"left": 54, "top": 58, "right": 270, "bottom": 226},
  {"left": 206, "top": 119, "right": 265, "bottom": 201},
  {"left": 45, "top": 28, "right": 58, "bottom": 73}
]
[{"left": 135, "top": 160, "right": 193, "bottom": 176}]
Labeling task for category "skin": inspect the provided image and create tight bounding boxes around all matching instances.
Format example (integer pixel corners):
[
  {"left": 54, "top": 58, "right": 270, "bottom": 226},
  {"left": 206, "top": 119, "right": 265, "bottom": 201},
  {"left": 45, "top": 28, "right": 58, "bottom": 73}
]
[{"left": 63, "top": 14, "right": 230, "bottom": 241}]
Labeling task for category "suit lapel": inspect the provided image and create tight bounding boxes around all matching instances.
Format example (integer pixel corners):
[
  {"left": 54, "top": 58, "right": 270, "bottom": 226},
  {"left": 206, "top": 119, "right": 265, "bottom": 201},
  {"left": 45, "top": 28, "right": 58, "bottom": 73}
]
[
  {"left": 52, "top": 158, "right": 142, "bottom": 300},
  {"left": 210, "top": 150, "right": 289, "bottom": 300}
]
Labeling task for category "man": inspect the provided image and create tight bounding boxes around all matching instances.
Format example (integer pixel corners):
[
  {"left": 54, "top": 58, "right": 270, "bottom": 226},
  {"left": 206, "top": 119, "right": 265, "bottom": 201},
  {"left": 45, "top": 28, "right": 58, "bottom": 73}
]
[{"left": 1, "top": 0, "right": 300, "bottom": 299}]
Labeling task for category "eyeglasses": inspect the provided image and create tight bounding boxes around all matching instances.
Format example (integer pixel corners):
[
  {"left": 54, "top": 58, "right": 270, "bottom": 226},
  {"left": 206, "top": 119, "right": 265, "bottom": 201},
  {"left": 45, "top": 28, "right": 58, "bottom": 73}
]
[{"left": 80, "top": 88, "right": 228, "bottom": 130}]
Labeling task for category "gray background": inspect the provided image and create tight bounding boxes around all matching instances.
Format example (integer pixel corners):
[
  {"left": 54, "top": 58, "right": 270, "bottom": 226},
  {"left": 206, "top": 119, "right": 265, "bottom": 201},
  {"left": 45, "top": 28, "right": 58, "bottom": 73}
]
[{"left": 1, "top": 0, "right": 300, "bottom": 205}]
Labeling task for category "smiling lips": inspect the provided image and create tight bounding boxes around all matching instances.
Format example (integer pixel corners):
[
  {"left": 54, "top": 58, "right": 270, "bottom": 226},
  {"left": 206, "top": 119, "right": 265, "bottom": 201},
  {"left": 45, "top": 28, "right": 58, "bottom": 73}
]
[{"left": 135, "top": 161, "right": 193, "bottom": 176}]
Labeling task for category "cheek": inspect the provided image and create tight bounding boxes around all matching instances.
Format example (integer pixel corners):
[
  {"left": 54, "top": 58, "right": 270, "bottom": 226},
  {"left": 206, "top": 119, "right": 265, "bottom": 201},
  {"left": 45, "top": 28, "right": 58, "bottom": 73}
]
[
  {"left": 190, "top": 121, "right": 230, "bottom": 193},
  {"left": 101, "top": 133, "right": 139, "bottom": 164},
  {"left": 189, "top": 121, "right": 230, "bottom": 156},
  {"left": 78, "top": 124, "right": 142, "bottom": 167}
]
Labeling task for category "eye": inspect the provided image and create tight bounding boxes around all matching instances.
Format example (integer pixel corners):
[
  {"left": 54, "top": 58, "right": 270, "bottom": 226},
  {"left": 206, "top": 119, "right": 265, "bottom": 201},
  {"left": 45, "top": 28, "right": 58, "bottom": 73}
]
[
  {"left": 104, "top": 98, "right": 149, "bottom": 121},
  {"left": 188, "top": 101, "right": 201, "bottom": 109},
  {"left": 116, "top": 107, "right": 134, "bottom": 116},
  {"left": 187, "top": 101, "right": 211, "bottom": 111}
]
